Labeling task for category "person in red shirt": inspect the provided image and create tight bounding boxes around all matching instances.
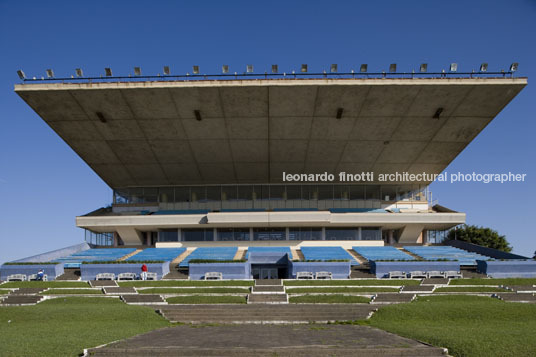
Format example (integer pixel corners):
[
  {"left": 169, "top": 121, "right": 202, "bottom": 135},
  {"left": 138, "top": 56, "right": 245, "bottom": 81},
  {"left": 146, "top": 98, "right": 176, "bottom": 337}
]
[{"left": 141, "top": 264, "right": 148, "bottom": 280}]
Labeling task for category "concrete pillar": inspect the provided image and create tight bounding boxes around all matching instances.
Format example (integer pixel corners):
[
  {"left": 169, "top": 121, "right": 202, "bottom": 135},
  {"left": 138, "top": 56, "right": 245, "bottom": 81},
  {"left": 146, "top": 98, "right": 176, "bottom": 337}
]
[
  {"left": 389, "top": 230, "right": 394, "bottom": 245},
  {"left": 321, "top": 227, "right": 326, "bottom": 240},
  {"left": 113, "top": 232, "right": 119, "bottom": 247},
  {"left": 249, "top": 227, "right": 254, "bottom": 241},
  {"left": 285, "top": 227, "right": 290, "bottom": 241}
]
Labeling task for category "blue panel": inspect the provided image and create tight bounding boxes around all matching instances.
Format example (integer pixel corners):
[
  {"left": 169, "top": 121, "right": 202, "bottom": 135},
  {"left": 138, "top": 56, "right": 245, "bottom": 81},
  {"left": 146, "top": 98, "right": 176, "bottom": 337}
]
[
  {"left": 53, "top": 248, "right": 137, "bottom": 268},
  {"left": 353, "top": 246, "right": 414, "bottom": 261},
  {"left": 300, "top": 246, "right": 359, "bottom": 266},
  {"left": 403, "top": 246, "right": 490, "bottom": 265},
  {"left": 179, "top": 247, "right": 238, "bottom": 267},
  {"left": 245, "top": 246, "right": 291, "bottom": 260},
  {"left": 125, "top": 248, "right": 186, "bottom": 262}
]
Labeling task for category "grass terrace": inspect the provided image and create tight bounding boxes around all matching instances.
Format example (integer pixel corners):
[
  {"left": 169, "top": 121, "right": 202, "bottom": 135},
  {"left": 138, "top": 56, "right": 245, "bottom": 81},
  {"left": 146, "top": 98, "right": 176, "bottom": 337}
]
[
  {"left": 0, "top": 289, "right": 10, "bottom": 295},
  {"left": 289, "top": 295, "right": 371, "bottom": 304},
  {"left": 434, "top": 286, "right": 508, "bottom": 293},
  {"left": 118, "top": 280, "right": 254, "bottom": 287},
  {"left": 287, "top": 287, "right": 399, "bottom": 294},
  {"left": 449, "top": 278, "right": 536, "bottom": 286},
  {"left": 0, "top": 281, "right": 90, "bottom": 288},
  {"left": 284, "top": 279, "right": 421, "bottom": 286},
  {"left": 43, "top": 289, "right": 104, "bottom": 295},
  {"left": 368, "top": 295, "right": 536, "bottom": 357},
  {"left": 0, "top": 297, "right": 170, "bottom": 357},
  {"left": 138, "top": 287, "right": 250, "bottom": 294},
  {"left": 166, "top": 295, "right": 247, "bottom": 304}
]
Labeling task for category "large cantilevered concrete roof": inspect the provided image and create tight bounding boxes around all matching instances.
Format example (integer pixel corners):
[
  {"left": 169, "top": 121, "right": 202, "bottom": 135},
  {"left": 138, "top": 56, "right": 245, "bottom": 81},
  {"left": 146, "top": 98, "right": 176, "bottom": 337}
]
[{"left": 15, "top": 77, "right": 526, "bottom": 188}]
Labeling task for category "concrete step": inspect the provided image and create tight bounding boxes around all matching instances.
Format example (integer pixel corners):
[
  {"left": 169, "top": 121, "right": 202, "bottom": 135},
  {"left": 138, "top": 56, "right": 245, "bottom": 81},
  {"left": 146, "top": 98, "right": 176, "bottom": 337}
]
[
  {"left": 103, "top": 287, "right": 137, "bottom": 295},
  {"left": 371, "top": 293, "right": 415, "bottom": 304},
  {"left": 88, "top": 346, "right": 446, "bottom": 356},
  {"left": 10, "top": 288, "right": 46, "bottom": 295},
  {"left": 251, "top": 285, "right": 285, "bottom": 293},
  {"left": 421, "top": 278, "right": 449, "bottom": 285},
  {"left": 350, "top": 269, "right": 376, "bottom": 279},
  {"left": 255, "top": 279, "right": 281, "bottom": 286},
  {"left": 90, "top": 280, "right": 118, "bottom": 287},
  {"left": 248, "top": 294, "right": 288, "bottom": 304},
  {"left": 401, "top": 285, "right": 435, "bottom": 293},
  {"left": 55, "top": 268, "right": 81, "bottom": 281},
  {"left": 122, "top": 294, "right": 165, "bottom": 304},
  {"left": 494, "top": 293, "right": 536, "bottom": 303},
  {"left": 503, "top": 285, "right": 536, "bottom": 293},
  {"left": 1, "top": 295, "right": 44, "bottom": 305}
]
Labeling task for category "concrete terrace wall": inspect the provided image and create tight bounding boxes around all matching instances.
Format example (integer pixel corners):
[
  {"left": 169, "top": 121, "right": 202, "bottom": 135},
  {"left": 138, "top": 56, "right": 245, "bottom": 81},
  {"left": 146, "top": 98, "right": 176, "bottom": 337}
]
[
  {"left": 189, "top": 263, "right": 251, "bottom": 280},
  {"left": 80, "top": 262, "right": 169, "bottom": 280},
  {"left": 370, "top": 261, "right": 460, "bottom": 278},
  {"left": 0, "top": 263, "right": 64, "bottom": 281},
  {"left": 290, "top": 261, "right": 350, "bottom": 279},
  {"left": 446, "top": 240, "right": 528, "bottom": 259},
  {"left": 11, "top": 242, "right": 90, "bottom": 263},
  {"left": 477, "top": 260, "right": 536, "bottom": 278}
]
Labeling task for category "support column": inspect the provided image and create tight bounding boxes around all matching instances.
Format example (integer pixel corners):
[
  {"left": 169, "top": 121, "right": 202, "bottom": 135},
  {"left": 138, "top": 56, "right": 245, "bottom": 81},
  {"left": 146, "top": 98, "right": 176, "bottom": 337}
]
[{"left": 388, "top": 230, "right": 394, "bottom": 245}]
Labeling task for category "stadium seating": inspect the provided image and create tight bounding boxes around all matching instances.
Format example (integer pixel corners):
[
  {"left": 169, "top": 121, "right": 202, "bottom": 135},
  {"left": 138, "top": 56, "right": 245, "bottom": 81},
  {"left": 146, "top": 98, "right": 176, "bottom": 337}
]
[
  {"left": 329, "top": 208, "right": 387, "bottom": 213},
  {"left": 125, "top": 248, "right": 186, "bottom": 262},
  {"left": 403, "top": 246, "right": 490, "bottom": 265},
  {"left": 353, "top": 246, "right": 415, "bottom": 261},
  {"left": 245, "top": 246, "right": 291, "bottom": 260},
  {"left": 179, "top": 247, "right": 238, "bottom": 267},
  {"left": 152, "top": 210, "right": 210, "bottom": 215},
  {"left": 300, "top": 246, "right": 359, "bottom": 266},
  {"left": 54, "top": 248, "right": 137, "bottom": 268}
]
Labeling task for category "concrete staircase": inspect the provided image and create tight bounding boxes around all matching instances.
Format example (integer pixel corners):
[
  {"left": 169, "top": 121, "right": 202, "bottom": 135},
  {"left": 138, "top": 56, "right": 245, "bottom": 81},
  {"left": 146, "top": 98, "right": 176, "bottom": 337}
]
[
  {"left": 118, "top": 249, "right": 142, "bottom": 261},
  {"left": 157, "top": 304, "right": 378, "bottom": 324},
  {"left": 55, "top": 268, "right": 81, "bottom": 281},
  {"left": 1, "top": 288, "right": 46, "bottom": 305},
  {"left": 121, "top": 294, "right": 166, "bottom": 305},
  {"left": 493, "top": 293, "right": 536, "bottom": 303},
  {"left": 248, "top": 280, "right": 288, "bottom": 304},
  {"left": 371, "top": 293, "right": 415, "bottom": 304},
  {"left": 163, "top": 248, "right": 195, "bottom": 279}
]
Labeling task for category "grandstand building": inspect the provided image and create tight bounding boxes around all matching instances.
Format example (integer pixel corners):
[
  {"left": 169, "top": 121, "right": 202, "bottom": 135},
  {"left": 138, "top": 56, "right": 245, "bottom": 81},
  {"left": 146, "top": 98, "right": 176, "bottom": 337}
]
[{"left": 10, "top": 72, "right": 527, "bottom": 279}]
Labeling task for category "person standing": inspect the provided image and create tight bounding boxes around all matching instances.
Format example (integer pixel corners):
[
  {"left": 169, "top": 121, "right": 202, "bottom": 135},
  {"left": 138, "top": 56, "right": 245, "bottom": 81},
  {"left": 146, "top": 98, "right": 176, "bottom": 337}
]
[{"left": 141, "top": 263, "right": 148, "bottom": 280}]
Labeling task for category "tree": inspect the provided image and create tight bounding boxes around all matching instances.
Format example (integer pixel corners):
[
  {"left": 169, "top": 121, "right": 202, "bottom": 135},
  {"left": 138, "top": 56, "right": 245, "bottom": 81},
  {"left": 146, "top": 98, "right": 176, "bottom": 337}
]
[{"left": 447, "top": 225, "right": 512, "bottom": 253}]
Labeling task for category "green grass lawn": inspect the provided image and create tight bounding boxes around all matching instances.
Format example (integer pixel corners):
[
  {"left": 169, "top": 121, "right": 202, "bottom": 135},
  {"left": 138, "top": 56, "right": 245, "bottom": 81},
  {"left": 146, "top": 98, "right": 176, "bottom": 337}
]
[
  {"left": 43, "top": 289, "right": 104, "bottom": 295},
  {"left": 434, "top": 286, "right": 507, "bottom": 293},
  {"left": 449, "top": 278, "right": 536, "bottom": 286},
  {"left": 0, "top": 297, "right": 170, "bottom": 357},
  {"left": 287, "top": 287, "right": 398, "bottom": 293},
  {"left": 166, "top": 295, "right": 247, "bottom": 304},
  {"left": 284, "top": 279, "right": 420, "bottom": 286},
  {"left": 0, "top": 289, "right": 10, "bottom": 295},
  {"left": 369, "top": 295, "right": 536, "bottom": 357},
  {"left": 0, "top": 281, "right": 89, "bottom": 288},
  {"left": 139, "top": 287, "right": 249, "bottom": 294},
  {"left": 289, "top": 294, "right": 371, "bottom": 304},
  {"left": 118, "top": 280, "right": 254, "bottom": 287}
]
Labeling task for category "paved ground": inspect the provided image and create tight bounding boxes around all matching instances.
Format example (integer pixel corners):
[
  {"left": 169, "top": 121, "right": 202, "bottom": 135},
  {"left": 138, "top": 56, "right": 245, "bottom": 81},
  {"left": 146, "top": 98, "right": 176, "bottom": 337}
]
[{"left": 87, "top": 324, "right": 446, "bottom": 356}]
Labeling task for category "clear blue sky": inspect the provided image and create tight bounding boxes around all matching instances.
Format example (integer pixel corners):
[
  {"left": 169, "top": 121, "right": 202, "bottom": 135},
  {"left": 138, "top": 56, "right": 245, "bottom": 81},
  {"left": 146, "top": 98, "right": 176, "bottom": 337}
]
[{"left": 0, "top": 0, "right": 535, "bottom": 264}]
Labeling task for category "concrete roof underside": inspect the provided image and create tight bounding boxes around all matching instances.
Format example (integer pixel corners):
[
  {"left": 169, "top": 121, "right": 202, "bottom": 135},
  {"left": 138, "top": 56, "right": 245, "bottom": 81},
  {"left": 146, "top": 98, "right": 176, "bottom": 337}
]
[{"left": 15, "top": 77, "right": 526, "bottom": 188}]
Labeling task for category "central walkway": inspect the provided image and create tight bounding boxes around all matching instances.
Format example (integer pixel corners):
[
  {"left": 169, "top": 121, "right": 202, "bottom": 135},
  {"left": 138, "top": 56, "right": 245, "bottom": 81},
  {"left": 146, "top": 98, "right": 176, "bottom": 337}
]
[{"left": 87, "top": 324, "right": 446, "bottom": 356}]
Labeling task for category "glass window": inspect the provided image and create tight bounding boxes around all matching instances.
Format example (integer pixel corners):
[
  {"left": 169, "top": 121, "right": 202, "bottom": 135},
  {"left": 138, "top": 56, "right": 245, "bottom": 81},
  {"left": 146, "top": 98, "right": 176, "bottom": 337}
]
[
  {"left": 318, "top": 185, "right": 333, "bottom": 200},
  {"left": 218, "top": 228, "right": 250, "bottom": 241},
  {"left": 206, "top": 186, "right": 221, "bottom": 202},
  {"left": 362, "top": 228, "right": 381, "bottom": 241},
  {"left": 334, "top": 185, "right": 349, "bottom": 200},
  {"left": 286, "top": 185, "right": 301, "bottom": 200},
  {"left": 289, "top": 228, "right": 322, "bottom": 240},
  {"left": 114, "top": 189, "right": 130, "bottom": 204},
  {"left": 253, "top": 228, "right": 286, "bottom": 241},
  {"left": 159, "top": 188, "right": 174, "bottom": 203},
  {"left": 349, "top": 185, "right": 365, "bottom": 200},
  {"left": 269, "top": 185, "right": 285, "bottom": 200},
  {"left": 237, "top": 186, "right": 253, "bottom": 201},
  {"left": 252, "top": 185, "right": 269, "bottom": 201},
  {"left": 175, "top": 187, "right": 190, "bottom": 202},
  {"left": 366, "top": 185, "right": 380, "bottom": 200},
  {"left": 159, "top": 229, "right": 179, "bottom": 242},
  {"left": 144, "top": 188, "right": 158, "bottom": 203},
  {"left": 325, "top": 228, "right": 358, "bottom": 240},
  {"left": 182, "top": 229, "right": 214, "bottom": 241},
  {"left": 222, "top": 186, "right": 237, "bottom": 201},
  {"left": 191, "top": 186, "right": 206, "bottom": 202},
  {"left": 130, "top": 188, "right": 143, "bottom": 203},
  {"left": 302, "top": 185, "right": 317, "bottom": 200}
]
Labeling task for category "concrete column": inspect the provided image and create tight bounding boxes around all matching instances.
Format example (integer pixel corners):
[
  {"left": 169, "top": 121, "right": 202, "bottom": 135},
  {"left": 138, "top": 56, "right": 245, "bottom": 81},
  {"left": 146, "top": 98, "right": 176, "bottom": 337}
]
[
  {"left": 321, "top": 227, "right": 326, "bottom": 240},
  {"left": 249, "top": 227, "right": 254, "bottom": 241},
  {"left": 357, "top": 227, "right": 362, "bottom": 240},
  {"left": 388, "top": 230, "right": 394, "bottom": 245},
  {"left": 213, "top": 227, "right": 218, "bottom": 241},
  {"left": 285, "top": 227, "right": 290, "bottom": 241},
  {"left": 177, "top": 228, "right": 182, "bottom": 242},
  {"left": 113, "top": 232, "right": 119, "bottom": 247}
]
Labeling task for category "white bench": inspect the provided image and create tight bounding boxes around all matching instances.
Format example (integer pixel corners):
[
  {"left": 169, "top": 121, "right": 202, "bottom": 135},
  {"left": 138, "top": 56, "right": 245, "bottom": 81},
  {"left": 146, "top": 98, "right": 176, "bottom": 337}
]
[
  {"left": 95, "top": 273, "right": 116, "bottom": 280},
  {"left": 296, "top": 271, "right": 314, "bottom": 280},
  {"left": 445, "top": 271, "right": 463, "bottom": 279},
  {"left": 117, "top": 273, "right": 137, "bottom": 280},
  {"left": 28, "top": 274, "right": 48, "bottom": 281},
  {"left": 204, "top": 272, "right": 223, "bottom": 280},
  {"left": 427, "top": 271, "right": 446, "bottom": 279},
  {"left": 146, "top": 272, "right": 158, "bottom": 280},
  {"left": 315, "top": 271, "right": 333, "bottom": 280},
  {"left": 388, "top": 271, "right": 406, "bottom": 279},
  {"left": 7, "top": 274, "right": 27, "bottom": 281},
  {"left": 409, "top": 271, "right": 427, "bottom": 279}
]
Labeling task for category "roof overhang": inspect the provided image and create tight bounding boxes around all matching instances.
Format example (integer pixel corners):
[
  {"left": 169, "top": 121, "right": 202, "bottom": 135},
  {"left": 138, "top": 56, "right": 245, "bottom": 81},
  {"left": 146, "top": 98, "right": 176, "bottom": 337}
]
[{"left": 15, "top": 77, "right": 527, "bottom": 187}]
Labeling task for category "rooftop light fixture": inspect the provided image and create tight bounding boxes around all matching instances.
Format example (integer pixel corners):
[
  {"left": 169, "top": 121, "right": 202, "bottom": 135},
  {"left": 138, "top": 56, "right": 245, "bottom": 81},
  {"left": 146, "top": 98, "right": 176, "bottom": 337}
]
[
  {"left": 420, "top": 63, "right": 428, "bottom": 72},
  {"left": 193, "top": 65, "right": 199, "bottom": 74},
  {"left": 222, "top": 65, "right": 229, "bottom": 74},
  {"left": 330, "top": 64, "right": 337, "bottom": 73},
  {"left": 433, "top": 107, "right": 444, "bottom": 119},
  {"left": 450, "top": 63, "right": 458, "bottom": 72},
  {"left": 46, "top": 69, "right": 54, "bottom": 78},
  {"left": 17, "top": 70, "right": 25, "bottom": 80},
  {"left": 134, "top": 67, "right": 142, "bottom": 76},
  {"left": 301, "top": 64, "right": 308, "bottom": 72},
  {"left": 389, "top": 63, "right": 396, "bottom": 72},
  {"left": 96, "top": 112, "right": 107, "bottom": 123},
  {"left": 75, "top": 68, "right": 83, "bottom": 77},
  {"left": 104, "top": 68, "right": 112, "bottom": 76},
  {"left": 246, "top": 64, "right": 253, "bottom": 73},
  {"left": 163, "top": 66, "right": 170, "bottom": 75},
  {"left": 480, "top": 63, "right": 488, "bottom": 72},
  {"left": 360, "top": 64, "right": 368, "bottom": 72},
  {"left": 271, "top": 64, "right": 278, "bottom": 73},
  {"left": 510, "top": 62, "right": 518, "bottom": 72},
  {"left": 194, "top": 110, "right": 202, "bottom": 121}
]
